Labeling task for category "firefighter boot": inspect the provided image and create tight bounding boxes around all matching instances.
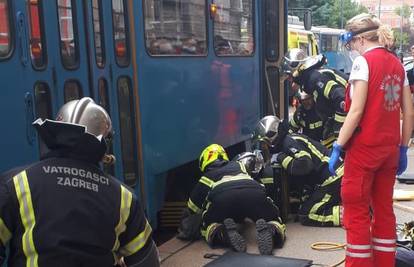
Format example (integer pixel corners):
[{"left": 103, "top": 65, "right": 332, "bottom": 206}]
[
  {"left": 223, "top": 218, "right": 246, "bottom": 252},
  {"left": 256, "top": 219, "right": 274, "bottom": 255}
]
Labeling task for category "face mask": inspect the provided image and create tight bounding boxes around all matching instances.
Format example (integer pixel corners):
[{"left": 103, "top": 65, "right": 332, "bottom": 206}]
[{"left": 348, "top": 50, "right": 360, "bottom": 61}]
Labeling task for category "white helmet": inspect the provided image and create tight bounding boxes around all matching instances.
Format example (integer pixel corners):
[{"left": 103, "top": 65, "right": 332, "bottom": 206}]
[
  {"left": 233, "top": 150, "right": 264, "bottom": 176},
  {"left": 252, "top": 115, "right": 281, "bottom": 145},
  {"left": 56, "top": 97, "right": 112, "bottom": 139}
]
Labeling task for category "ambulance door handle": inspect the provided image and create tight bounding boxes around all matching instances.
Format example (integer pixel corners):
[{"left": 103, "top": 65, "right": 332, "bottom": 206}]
[
  {"left": 25, "top": 92, "right": 35, "bottom": 145},
  {"left": 16, "top": 11, "right": 29, "bottom": 67}
]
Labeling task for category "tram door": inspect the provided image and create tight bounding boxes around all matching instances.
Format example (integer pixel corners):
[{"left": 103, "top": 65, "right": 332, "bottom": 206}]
[
  {"left": 83, "top": 0, "right": 143, "bottom": 195},
  {"left": 0, "top": 0, "right": 32, "bottom": 172}
]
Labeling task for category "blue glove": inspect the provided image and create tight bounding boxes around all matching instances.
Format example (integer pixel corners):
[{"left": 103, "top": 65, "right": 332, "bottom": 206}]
[
  {"left": 397, "top": 146, "right": 409, "bottom": 175},
  {"left": 329, "top": 142, "right": 343, "bottom": 176}
]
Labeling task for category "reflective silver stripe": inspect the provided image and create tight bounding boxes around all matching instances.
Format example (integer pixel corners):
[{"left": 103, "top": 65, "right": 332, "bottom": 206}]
[
  {"left": 373, "top": 246, "right": 396, "bottom": 252},
  {"left": 346, "top": 251, "right": 372, "bottom": 258},
  {"left": 372, "top": 237, "right": 396, "bottom": 244},
  {"left": 347, "top": 244, "right": 372, "bottom": 250},
  {"left": 112, "top": 185, "right": 133, "bottom": 252},
  {"left": 13, "top": 171, "right": 38, "bottom": 267}
]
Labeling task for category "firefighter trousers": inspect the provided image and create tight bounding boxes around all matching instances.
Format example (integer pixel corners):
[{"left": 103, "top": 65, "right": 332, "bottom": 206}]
[
  {"left": 201, "top": 183, "right": 282, "bottom": 244},
  {"left": 298, "top": 166, "right": 342, "bottom": 227},
  {"left": 342, "top": 144, "right": 398, "bottom": 267}
]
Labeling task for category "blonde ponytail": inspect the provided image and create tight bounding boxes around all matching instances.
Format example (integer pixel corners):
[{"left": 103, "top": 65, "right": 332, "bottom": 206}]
[{"left": 377, "top": 24, "right": 394, "bottom": 49}]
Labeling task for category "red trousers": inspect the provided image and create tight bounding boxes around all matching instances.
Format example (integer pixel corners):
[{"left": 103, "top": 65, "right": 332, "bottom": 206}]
[{"left": 341, "top": 144, "right": 398, "bottom": 267}]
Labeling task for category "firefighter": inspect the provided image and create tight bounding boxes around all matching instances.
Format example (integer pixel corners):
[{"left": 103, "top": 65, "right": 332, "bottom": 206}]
[
  {"left": 0, "top": 97, "right": 159, "bottom": 267},
  {"left": 289, "top": 90, "right": 325, "bottom": 145},
  {"left": 252, "top": 115, "right": 343, "bottom": 227},
  {"left": 283, "top": 48, "right": 348, "bottom": 148},
  {"left": 180, "top": 144, "right": 285, "bottom": 255}
]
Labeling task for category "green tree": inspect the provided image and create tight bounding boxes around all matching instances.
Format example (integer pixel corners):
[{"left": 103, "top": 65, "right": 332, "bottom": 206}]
[
  {"left": 394, "top": 4, "right": 412, "bottom": 20},
  {"left": 288, "top": 0, "right": 367, "bottom": 28},
  {"left": 327, "top": 1, "right": 368, "bottom": 28},
  {"left": 393, "top": 29, "right": 410, "bottom": 52}
]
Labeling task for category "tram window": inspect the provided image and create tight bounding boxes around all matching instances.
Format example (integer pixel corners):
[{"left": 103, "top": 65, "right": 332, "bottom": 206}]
[
  {"left": 0, "top": 0, "right": 11, "bottom": 58},
  {"left": 117, "top": 77, "right": 138, "bottom": 187},
  {"left": 34, "top": 82, "right": 52, "bottom": 156},
  {"left": 27, "top": 0, "right": 46, "bottom": 69},
  {"left": 321, "top": 35, "right": 338, "bottom": 52},
  {"left": 213, "top": 0, "right": 254, "bottom": 56},
  {"left": 64, "top": 80, "right": 83, "bottom": 102},
  {"left": 112, "top": 0, "right": 130, "bottom": 66},
  {"left": 92, "top": 0, "right": 105, "bottom": 68},
  {"left": 143, "top": 0, "right": 207, "bottom": 56},
  {"left": 57, "top": 0, "right": 79, "bottom": 69},
  {"left": 98, "top": 78, "right": 114, "bottom": 175}
]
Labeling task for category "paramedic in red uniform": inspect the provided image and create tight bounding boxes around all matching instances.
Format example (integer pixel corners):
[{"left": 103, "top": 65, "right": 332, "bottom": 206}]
[{"left": 329, "top": 14, "right": 414, "bottom": 267}]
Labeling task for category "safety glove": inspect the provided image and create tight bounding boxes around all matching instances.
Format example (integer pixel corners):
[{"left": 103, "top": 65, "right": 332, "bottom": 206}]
[
  {"left": 397, "top": 146, "right": 409, "bottom": 176},
  {"left": 329, "top": 142, "right": 343, "bottom": 176}
]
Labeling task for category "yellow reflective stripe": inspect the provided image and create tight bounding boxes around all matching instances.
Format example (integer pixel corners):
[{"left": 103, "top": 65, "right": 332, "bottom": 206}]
[
  {"left": 321, "top": 165, "right": 344, "bottom": 187},
  {"left": 334, "top": 113, "right": 346, "bottom": 123},
  {"left": 308, "top": 194, "right": 334, "bottom": 223},
  {"left": 323, "top": 80, "right": 337, "bottom": 98},
  {"left": 13, "top": 171, "right": 38, "bottom": 267},
  {"left": 199, "top": 176, "right": 214, "bottom": 188},
  {"left": 294, "top": 151, "right": 311, "bottom": 159},
  {"left": 202, "top": 222, "right": 221, "bottom": 242},
  {"left": 187, "top": 198, "right": 202, "bottom": 214},
  {"left": 112, "top": 185, "right": 133, "bottom": 252},
  {"left": 309, "top": 121, "right": 323, "bottom": 129},
  {"left": 268, "top": 220, "right": 286, "bottom": 239},
  {"left": 212, "top": 173, "right": 252, "bottom": 188},
  {"left": 119, "top": 220, "right": 152, "bottom": 257},
  {"left": 282, "top": 156, "right": 293, "bottom": 169},
  {"left": 321, "top": 136, "right": 336, "bottom": 148},
  {"left": 292, "top": 136, "right": 329, "bottom": 163},
  {"left": 290, "top": 118, "right": 299, "bottom": 128},
  {"left": 334, "top": 74, "right": 347, "bottom": 88},
  {"left": 0, "top": 217, "right": 11, "bottom": 247},
  {"left": 332, "top": 206, "right": 340, "bottom": 226},
  {"left": 260, "top": 178, "right": 274, "bottom": 184}
]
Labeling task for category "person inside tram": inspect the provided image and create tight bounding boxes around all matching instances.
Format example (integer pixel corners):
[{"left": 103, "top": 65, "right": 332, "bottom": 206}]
[
  {"left": 252, "top": 115, "right": 343, "bottom": 227},
  {"left": 289, "top": 90, "right": 324, "bottom": 143},
  {"left": 0, "top": 97, "right": 159, "bottom": 267},
  {"left": 178, "top": 144, "right": 286, "bottom": 255},
  {"left": 282, "top": 48, "right": 349, "bottom": 148}
]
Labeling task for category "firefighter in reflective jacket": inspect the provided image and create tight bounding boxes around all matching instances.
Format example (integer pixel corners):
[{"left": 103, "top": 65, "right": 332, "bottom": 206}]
[
  {"left": 252, "top": 115, "right": 344, "bottom": 227},
  {"left": 0, "top": 98, "right": 159, "bottom": 267},
  {"left": 182, "top": 144, "right": 286, "bottom": 255},
  {"left": 289, "top": 91, "right": 325, "bottom": 145},
  {"left": 283, "top": 49, "right": 348, "bottom": 147}
]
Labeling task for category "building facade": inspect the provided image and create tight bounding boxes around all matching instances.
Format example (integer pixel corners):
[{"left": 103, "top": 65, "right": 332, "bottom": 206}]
[{"left": 356, "top": 0, "right": 414, "bottom": 28}]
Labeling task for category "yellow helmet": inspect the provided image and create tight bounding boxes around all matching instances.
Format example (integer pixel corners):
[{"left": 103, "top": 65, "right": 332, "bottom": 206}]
[{"left": 199, "top": 144, "right": 229, "bottom": 172}]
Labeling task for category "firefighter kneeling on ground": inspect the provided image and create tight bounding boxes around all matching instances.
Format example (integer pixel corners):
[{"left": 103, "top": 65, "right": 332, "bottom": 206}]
[
  {"left": 178, "top": 144, "right": 285, "bottom": 255},
  {"left": 252, "top": 115, "right": 344, "bottom": 227},
  {"left": 0, "top": 97, "right": 159, "bottom": 267},
  {"left": 283, "top": 48, "right": 348, "bottom": 148},
  {"left": 289, "top": 90, "right": 324, "bottom": 143}
]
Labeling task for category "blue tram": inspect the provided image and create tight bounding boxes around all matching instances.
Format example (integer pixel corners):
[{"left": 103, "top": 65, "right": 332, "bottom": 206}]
[
  {"left": 311, "top": 26, "right": 353, "bottom": 74},
  {"left": 0, "top": 0, "right": 288, "bottom": 227}
]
